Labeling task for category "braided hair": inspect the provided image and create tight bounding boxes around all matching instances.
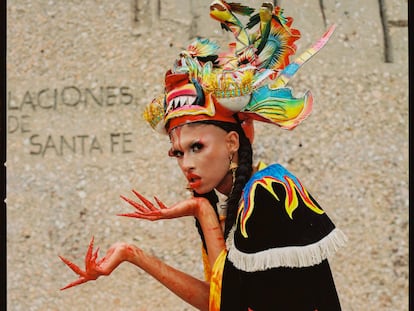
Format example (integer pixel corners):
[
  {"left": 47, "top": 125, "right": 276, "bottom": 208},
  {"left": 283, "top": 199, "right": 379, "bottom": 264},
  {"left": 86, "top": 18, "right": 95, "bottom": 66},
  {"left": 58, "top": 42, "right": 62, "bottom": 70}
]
[
  {"left": 223, "top": 121, "right": 253, "bottom": 238},
  {"left": 193, "top": 119, "right": 253, "bottom": 251}
]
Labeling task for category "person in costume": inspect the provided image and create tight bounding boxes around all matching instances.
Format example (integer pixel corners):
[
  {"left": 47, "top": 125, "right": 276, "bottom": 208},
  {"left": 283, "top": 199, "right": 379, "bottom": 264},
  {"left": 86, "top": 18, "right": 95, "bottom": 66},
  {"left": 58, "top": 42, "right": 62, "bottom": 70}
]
[{"left": 60, "top": 1, "right": 347, "bottom": 310}]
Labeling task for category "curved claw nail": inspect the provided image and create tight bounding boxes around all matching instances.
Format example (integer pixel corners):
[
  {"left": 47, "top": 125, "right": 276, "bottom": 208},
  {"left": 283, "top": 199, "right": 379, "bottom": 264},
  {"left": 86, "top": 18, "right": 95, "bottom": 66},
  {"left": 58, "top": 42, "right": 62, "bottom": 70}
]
[
  {"left": 120, "top": 195, "right": 147, "bottom": 212},
  {"left": 91, "top": 247, "right": 100, "bottom": 262},
  {"left": 154, "top": 196, "right": 168, "bottom": 209},
  {"left": 132, "top": 190, "right": 158, "bottom": 211},
  {"left": 84, "top": 236, "right": 95, "bottom": 265},
  {"left": 60, "top": 277, "right": 89, "bottom": 291},
  {"left": 117, "top": 212, "right": 143, "bottom": 218},
  {"left": 59, "top": 255, "right": 85, "bottom": 276}
]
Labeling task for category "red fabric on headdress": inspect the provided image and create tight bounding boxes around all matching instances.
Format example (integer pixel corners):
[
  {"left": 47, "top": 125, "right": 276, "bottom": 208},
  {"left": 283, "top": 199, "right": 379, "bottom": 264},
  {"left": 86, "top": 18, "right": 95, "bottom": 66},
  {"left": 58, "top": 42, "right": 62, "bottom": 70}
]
[{"left": 166, "top": 96, "right": 238, "bottom": 132}]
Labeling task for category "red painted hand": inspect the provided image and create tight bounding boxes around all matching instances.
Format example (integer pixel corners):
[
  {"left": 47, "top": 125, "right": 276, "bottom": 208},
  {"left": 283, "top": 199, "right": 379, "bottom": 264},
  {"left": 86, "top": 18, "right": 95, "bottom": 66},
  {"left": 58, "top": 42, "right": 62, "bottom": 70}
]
[
  {"left": 119, "top": 190, "right": 209, "bottom": 220},
  {"left": 59, "top": 237, "right": 126, "bottom": 290}
]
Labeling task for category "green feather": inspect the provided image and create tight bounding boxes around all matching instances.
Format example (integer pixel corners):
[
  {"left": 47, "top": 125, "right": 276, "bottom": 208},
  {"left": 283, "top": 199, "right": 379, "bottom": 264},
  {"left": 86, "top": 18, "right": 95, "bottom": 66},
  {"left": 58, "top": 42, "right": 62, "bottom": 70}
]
[
  {"left": 228, "top": 2, "right": 255, "bottom": 16},
  {"left": 221, "top": 23, "right": 231, "bottom": 32},
  {"left": 246, "top": 13, "right": 260, "bottom": 29}
]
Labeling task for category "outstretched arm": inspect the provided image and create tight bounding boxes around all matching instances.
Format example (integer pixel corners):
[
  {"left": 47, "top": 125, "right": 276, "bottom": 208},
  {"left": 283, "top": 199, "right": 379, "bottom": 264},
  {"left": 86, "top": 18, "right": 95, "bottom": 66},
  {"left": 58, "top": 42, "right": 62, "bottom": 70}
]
[
  {"left": 60, "top": 192, "right": 226, "bottom": 310},
  {"left": 60, "top": 239, "right": 210, "bottom": 310},
  {"left": 120, "top": 191, "right": 226, "bottom": 268},
  {"left": 124, "top": 243, "right": 210, "bottom": 311}
]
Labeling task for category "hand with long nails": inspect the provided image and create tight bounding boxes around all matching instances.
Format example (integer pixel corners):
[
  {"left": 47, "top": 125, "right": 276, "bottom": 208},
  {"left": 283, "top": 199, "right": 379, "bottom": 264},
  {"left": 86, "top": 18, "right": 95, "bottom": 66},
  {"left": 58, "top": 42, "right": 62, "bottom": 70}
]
[
  {"left": 119, "top": 190, "right": 225, "bottom": 270},
  {"left": 59, "top": 237, "right": 127, "bottom": 290},
  {"left": 119, "top": 190, "right": 206, "bottom": 220},
  {"left": 118, "top": 190, "right": 167, "bottom": 220},
  {"left": 60, "top": 190, "right": 223, "bottom": 295}
]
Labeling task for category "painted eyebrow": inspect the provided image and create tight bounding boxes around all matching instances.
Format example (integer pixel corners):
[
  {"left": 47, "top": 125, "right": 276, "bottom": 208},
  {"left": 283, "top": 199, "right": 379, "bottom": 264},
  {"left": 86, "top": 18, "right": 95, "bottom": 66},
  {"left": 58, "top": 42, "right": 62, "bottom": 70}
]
[
  {"left": 190, "top": 139, "right": 203, "bottom": 146},
  {"left": 168, "top": 139, "right": 204, "bottom": 156}
]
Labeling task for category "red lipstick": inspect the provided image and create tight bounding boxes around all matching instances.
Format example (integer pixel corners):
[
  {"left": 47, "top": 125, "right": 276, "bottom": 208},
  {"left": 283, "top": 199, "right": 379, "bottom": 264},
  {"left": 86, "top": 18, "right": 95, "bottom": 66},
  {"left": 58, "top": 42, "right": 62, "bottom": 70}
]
[{"left": 187, "top": 172, "right": 202, "bottom": 189}]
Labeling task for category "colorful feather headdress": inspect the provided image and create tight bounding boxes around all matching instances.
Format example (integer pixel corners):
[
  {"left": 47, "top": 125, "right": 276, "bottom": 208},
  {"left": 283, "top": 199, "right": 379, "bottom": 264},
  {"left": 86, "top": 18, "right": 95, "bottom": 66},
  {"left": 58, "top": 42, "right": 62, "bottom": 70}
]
[{"left": 143, "top": 0, "right": 336, "bottom": 139}]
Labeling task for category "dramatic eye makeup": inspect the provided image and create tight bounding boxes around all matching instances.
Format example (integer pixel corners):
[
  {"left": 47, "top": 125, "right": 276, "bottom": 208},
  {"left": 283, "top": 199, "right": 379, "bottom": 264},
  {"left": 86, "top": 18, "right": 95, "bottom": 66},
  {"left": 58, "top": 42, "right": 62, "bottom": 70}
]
[
  {"left": 168, "top": 148, "right": 183, "bottom": 158},
  {"left": 168, "top": 139, "right": 204, "bottom": 158},
  {"left": 190, "top": 141, "right": 204, "bottom": 152}
]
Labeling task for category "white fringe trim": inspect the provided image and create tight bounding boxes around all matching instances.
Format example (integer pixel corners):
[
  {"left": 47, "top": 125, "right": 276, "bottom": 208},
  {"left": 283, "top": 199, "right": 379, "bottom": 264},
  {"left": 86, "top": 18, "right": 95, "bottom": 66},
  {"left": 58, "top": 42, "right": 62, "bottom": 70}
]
[{"left": 226, "top": 227, "right": 348, "bottom": 272}]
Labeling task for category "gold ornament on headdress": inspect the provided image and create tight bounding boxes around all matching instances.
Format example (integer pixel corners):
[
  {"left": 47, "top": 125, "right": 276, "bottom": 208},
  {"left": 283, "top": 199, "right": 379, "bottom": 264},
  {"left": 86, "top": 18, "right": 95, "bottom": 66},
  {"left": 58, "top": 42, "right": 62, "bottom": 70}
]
[
  {"left": 144, "top": 1, "right": 336, "bottom": 136},
  {"left": 143, "top": 95, "right": 165, "bottom": 132}
]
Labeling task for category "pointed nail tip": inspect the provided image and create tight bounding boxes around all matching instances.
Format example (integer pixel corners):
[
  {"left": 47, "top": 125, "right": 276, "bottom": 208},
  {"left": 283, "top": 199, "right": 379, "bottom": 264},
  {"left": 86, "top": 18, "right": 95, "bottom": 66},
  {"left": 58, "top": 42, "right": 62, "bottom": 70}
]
[
  {"left": 58, "top": 255, "right": 69, "bottom": 263},
  {"left": 117, "top": 213, "right": 136, "bottom": 218},
  {"left": 60, "top": 284, "right": 73, "bottom": 290},
  {"left": 132, "top": 190, "right": 144, "bottom": 198}
]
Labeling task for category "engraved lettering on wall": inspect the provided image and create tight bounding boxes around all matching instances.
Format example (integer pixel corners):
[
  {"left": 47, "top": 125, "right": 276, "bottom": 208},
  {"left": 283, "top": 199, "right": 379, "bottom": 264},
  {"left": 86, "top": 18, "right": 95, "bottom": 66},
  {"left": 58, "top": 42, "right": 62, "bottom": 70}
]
[{"left": 8, "top": 86, "right": 135, "bottom": 157}]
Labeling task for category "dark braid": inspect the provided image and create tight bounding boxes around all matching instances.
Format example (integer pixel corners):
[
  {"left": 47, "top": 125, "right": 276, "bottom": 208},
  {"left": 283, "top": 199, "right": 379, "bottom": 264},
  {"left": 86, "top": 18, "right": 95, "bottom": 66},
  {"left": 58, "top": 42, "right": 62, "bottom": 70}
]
[
  {"left": 223, "top": 122, "right": 252, "bottom": 238},
  {"left": 190, "top": 120, "right": 253, "bottom": 245}
]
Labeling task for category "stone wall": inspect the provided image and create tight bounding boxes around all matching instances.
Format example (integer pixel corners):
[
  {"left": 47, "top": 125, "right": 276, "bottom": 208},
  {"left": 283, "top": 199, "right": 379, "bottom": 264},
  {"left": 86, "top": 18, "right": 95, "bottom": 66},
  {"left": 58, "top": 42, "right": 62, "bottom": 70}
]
[{"left": 7, "top": 0, "right": 408, "bottom": 310}]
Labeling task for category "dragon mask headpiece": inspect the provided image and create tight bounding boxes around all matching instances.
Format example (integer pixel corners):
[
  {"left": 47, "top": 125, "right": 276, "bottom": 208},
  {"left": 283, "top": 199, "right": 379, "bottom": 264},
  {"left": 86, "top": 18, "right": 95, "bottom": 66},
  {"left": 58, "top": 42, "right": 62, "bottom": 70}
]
[{"left": 143, "top": 0, "right": 336, "bottom": 140}]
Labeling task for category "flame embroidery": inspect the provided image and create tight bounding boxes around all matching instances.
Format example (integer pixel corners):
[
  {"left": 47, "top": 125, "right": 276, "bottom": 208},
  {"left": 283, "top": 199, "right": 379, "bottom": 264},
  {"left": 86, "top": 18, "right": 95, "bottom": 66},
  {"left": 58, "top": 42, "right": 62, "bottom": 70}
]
[{"left": 238, "top": 165, "right": 324, "bottom": 238}]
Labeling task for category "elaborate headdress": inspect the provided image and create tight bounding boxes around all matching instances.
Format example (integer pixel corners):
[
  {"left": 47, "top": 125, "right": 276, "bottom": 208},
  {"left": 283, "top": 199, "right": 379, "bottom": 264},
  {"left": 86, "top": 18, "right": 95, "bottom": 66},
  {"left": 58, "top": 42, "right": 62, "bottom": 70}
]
[{"left": 143, "top": 0, "right": 335, "bottom": 140}]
